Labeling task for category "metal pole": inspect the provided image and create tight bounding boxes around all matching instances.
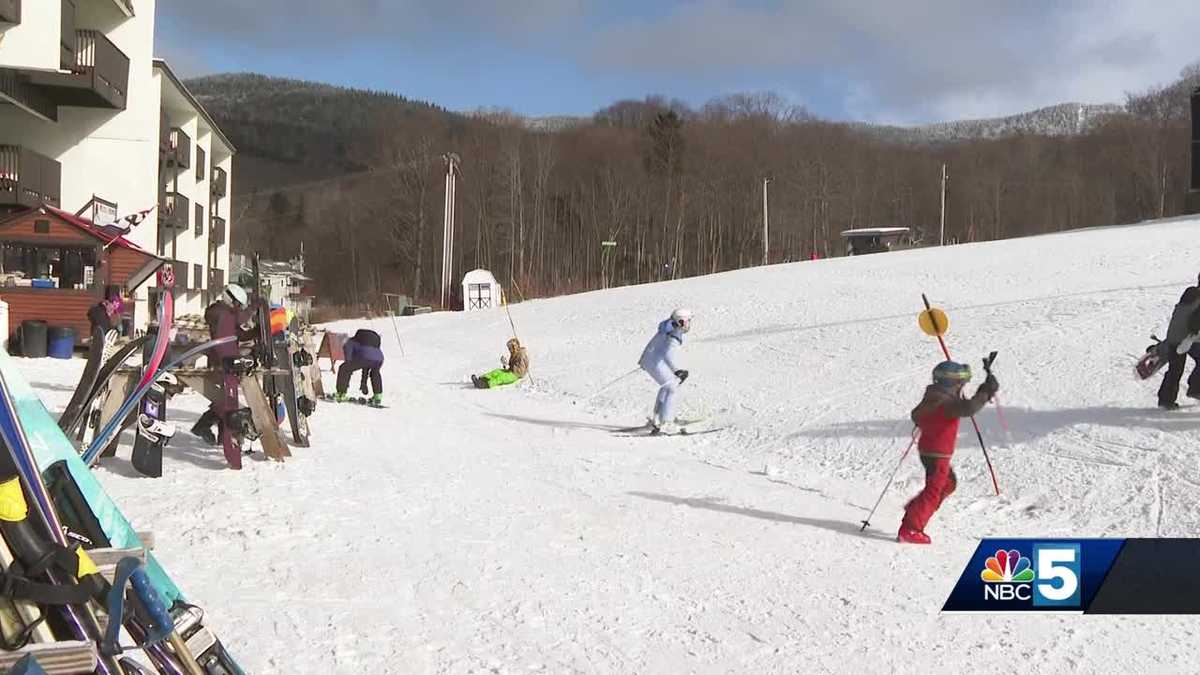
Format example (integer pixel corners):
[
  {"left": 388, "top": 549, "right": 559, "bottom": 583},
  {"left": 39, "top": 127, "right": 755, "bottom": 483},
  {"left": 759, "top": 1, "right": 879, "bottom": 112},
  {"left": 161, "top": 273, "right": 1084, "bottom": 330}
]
[
  {"left": 441, "top": 161, "right": 450, "bottom": 309},
  {"left": 939, "top": 163, "right": 947, "bottom": 246},
  {"left": 762, "top": 178, "right": 771, "bottom": 265}
]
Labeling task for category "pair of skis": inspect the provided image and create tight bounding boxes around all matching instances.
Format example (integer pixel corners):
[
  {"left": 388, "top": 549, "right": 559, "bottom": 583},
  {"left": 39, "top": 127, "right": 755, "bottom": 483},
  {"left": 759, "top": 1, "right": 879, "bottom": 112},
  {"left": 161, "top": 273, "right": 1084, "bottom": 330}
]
[{"left": 0, "top": 347, "right": 246, "bottom": 673}]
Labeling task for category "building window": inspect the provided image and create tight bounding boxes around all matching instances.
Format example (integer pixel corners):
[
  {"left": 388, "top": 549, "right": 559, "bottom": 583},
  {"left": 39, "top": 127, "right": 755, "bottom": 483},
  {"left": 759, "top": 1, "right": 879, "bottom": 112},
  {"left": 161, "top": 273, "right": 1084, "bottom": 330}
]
[
  {"left": 0, "top": 243, "right": 98, "bottom": 290},
  {"left": 196, "top": 146, "right": 206, "bottom": 181},
  {"left": 195, "top": 204, "right": 204, "bottom": 236}
]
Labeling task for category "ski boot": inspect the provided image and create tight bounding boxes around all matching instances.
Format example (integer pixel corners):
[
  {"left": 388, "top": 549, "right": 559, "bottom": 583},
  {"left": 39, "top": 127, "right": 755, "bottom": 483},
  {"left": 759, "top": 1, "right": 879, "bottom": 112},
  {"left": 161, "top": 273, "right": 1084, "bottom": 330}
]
[
  {"left": 897, "top": 526, "right": 931, "bottom": 544},
  {"left": 190, "top": 418, "right": 217, "bottom": 446},
  {"left": 1159, "top": 400, "right": 1181, "bottom": 411},
  {"left": 368, "top": 393, "right": 384, "bottom": 408},
  {"left": 471, "top": 375, "right": 489, "bottom": 390},
  {"left": 332, "top": 391, "right": 349, "bottom": 403}
]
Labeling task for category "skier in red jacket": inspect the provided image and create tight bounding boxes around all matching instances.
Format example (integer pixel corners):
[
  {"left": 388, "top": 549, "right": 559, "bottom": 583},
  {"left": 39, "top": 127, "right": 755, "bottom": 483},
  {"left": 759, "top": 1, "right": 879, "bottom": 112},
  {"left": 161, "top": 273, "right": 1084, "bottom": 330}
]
[{"left": 898, "top": 361, "right": 998, "bottom": 544}]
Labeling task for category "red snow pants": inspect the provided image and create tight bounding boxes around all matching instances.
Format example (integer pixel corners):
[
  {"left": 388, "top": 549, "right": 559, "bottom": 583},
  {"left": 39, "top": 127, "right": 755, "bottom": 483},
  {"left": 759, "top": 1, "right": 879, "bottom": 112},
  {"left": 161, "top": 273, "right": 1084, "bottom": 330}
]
[{"left": 902, "top": 455, "right": 957, "bottom": 532}]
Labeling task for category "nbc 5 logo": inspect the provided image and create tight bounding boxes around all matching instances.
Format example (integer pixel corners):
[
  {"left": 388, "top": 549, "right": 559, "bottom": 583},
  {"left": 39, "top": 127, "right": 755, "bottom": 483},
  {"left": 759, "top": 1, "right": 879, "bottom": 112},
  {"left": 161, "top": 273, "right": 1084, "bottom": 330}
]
[{"left": 980, "top": 544, "right": 1081, "bottom": 607}]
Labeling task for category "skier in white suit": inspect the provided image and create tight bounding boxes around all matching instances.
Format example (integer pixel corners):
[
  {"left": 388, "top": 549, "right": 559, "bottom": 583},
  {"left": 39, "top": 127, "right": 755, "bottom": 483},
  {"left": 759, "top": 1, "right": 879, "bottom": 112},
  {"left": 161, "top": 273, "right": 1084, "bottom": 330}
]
[{"left": 638, "top": 308, "right": 692, "bottom": 434}]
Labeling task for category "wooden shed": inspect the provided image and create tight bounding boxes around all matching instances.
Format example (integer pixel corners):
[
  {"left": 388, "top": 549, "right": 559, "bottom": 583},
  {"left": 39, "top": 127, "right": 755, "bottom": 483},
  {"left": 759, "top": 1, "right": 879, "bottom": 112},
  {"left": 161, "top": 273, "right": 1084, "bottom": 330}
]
[{"left": 0, "top": 205, "right": 165, "bottom": 342}]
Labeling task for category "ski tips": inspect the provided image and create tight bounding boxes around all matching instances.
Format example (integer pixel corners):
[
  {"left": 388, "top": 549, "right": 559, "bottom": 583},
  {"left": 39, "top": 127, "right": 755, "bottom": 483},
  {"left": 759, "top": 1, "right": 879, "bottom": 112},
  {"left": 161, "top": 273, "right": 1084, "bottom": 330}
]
[{"left": 859, "top": 520, "right": 870, "bottom": 532}]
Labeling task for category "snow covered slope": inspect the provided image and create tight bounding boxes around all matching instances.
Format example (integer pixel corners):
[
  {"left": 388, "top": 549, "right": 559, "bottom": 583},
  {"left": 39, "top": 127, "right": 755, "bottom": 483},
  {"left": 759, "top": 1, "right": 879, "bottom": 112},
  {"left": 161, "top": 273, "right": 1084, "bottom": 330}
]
[{"left": 21, "top": 217, "right": 1200, "bottom": 673}]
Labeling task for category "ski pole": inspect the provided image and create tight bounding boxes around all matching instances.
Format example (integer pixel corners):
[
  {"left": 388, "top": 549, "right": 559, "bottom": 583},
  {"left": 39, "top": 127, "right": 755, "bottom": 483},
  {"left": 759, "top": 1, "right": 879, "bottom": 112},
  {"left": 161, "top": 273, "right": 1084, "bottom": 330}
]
[
  {"left": 576, "top": 367, "right": 641, "bottom": 404},
  {"left": 921, "top": 294, "right": 1000, "bottom": 496},
  {"left": 982, "top": 351, "right": 1009, "bottom": 433},
  {"left": 861, "top": 427, "right": 919, "bottom": 532},
  {"left": 502, "top": 288, "right": 535, "bottom": 385}
]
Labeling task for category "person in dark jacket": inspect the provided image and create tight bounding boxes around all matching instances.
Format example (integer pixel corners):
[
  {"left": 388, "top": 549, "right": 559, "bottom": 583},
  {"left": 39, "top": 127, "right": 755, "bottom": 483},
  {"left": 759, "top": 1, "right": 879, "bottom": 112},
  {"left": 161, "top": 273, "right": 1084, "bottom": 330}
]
[
  {"left": 898, "top": 360, "right": 998, "bottom": 545},
  {"left": 1157, "top": 285, "right": 1200, "bottom": 410},
  {"left": 87, "top": 296, "right": 122, "bottom": 337},
  {"left": 190, "top": 284, "right": 256, "bottom": 444},
  {"left": 335, "top": 329, "right": 385, "bottom": 405}
]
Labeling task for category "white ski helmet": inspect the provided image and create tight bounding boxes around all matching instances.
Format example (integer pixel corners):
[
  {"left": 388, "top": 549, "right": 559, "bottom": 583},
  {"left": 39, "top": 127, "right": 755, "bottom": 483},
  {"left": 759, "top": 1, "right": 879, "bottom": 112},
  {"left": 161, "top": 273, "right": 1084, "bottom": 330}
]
[
  {"left": 670, "top": 307, "right": 693, "bottom": 333},
  {"left": 224, "top": 284, "right": 248, "bottom": 307}
]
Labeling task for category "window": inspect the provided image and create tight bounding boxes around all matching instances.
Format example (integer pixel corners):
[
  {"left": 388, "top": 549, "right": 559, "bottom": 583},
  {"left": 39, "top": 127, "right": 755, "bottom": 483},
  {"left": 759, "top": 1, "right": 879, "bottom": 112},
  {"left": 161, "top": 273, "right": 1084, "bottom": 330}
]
[
  {"left": 195, "top": 204, "right": 204, "bottom": 236},
  {"left": 468, "top": 283, "right": 493, "bottom": 309},
  {"left": 194, "top": 264, "right": 203, "bottom": 290},
  {"left": 196, "top": 146, "right": 206, "bottom": 181},
  {"left": 0, "top": 243, "right": 98, "bottom": 290}
]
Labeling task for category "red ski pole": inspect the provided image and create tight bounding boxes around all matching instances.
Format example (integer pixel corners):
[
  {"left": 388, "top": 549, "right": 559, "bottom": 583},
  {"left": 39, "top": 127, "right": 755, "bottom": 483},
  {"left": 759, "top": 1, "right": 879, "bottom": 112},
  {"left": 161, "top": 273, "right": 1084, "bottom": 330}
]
[{"left": 920, "top": 294, "right": 1000, "bottom": 496}]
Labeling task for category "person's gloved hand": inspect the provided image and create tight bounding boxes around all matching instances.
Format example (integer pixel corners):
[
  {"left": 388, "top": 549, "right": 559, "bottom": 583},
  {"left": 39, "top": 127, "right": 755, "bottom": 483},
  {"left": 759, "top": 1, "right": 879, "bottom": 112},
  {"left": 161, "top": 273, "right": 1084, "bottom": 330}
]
[
  {"left": 980, "top": 373, "right": 999, "bottom": 398},
  {"left": 675, "top": 369, "right": 689, "bottom": 384}
]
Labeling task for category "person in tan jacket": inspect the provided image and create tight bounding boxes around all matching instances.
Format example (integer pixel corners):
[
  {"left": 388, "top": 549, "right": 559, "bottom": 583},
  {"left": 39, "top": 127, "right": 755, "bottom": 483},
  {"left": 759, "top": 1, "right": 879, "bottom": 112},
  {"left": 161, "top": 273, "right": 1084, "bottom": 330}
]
[{"left": 472, "top": 338, "right": 528, "bottom": 389}]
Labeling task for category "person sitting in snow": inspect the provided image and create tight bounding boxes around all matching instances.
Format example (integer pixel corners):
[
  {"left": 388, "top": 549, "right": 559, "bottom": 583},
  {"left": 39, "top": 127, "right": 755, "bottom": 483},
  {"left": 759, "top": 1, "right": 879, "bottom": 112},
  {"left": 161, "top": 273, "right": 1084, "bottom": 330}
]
[
  {"left": 472, "top": 338, "right": 529, "bottom": 389},
  {"left": 335, "top": 329, "right": 385, "bottom": 406},
  {"left": 898, "top": 360, "right": 998, "bottom": 545},
  {"left": 637, "top": 308, "right": 692, "bottom": 435},
  {"left": 1157, "top": 282, "right": 1200, "bottom": 410}
]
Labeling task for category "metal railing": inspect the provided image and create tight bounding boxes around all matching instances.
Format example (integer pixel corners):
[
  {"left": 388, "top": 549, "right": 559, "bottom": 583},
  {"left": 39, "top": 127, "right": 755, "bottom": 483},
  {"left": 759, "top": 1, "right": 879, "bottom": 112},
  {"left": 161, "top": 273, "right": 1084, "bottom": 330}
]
[{"left": 0, "top": 145, "right": 61, "bottom": 208}]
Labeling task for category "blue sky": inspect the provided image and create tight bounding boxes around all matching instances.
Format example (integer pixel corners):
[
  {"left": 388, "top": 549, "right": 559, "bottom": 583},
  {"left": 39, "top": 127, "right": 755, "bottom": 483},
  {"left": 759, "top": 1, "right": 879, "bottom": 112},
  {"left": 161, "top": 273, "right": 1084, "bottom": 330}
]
[{"left": 155, "top": 1, "right": 1200, "bottom": 125}]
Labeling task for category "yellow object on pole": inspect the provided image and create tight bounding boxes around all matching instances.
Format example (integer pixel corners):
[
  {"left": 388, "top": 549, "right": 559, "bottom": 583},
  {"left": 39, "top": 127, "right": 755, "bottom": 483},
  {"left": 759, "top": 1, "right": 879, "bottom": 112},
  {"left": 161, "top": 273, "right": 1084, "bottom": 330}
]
[{"left": 918, "top": 307, "right": 949, "bottom": 337}]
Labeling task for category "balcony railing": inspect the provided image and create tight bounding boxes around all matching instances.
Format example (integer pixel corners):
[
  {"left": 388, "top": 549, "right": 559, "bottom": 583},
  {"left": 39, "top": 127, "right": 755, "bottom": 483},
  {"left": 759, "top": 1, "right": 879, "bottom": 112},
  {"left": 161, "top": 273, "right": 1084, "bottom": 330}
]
[
  {"left": 166, "top": 260, "right": 188, "bottom": 289},
  {"left": 0, "top": 69, "right": 58, "bottom": 121},
  {"left": 60, "top": 0, "right": 76, "bottom": 70},
  {"left": 208, "top": 267, "right": 225, "bottom": 292},
  {"left": 210, "top": 215, "right": 226, "bottom": 246},
  {"left": 29, "top": 29, "right": 129, "bottom": 110},
  {"left": 161, "top": 192, "right": 189, "bottom": 230},
  {"left": 158, "top": 109, "right": 171, "bottom": 156},
  {"left": 0, "top": 145, "right": 61, "bottom": 209},
  {"left": 167, "top": 128, "right": 191, "bottom": 170},
  {"left": 0, "top": 0, "right": 19, "bottom": 25},
  {"left": 211, "top": 166, "right": 227, "bottom": 198}
]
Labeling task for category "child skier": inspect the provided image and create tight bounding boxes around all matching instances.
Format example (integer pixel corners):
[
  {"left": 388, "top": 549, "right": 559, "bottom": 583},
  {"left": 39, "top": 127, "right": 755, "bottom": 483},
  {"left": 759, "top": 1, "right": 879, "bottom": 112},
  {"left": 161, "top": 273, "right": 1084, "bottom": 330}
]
[
  {"left": 898, "top": 360, "right": 998, "bottom": 544},
  {"left": 471, "top": 338, "right": 529, "bottom": 389},
  {"left": 638, "top": 308, "right": 692, "bottom": 434},
  {"left": 335, "top": 329, "right": 385, "bottom": 406}
]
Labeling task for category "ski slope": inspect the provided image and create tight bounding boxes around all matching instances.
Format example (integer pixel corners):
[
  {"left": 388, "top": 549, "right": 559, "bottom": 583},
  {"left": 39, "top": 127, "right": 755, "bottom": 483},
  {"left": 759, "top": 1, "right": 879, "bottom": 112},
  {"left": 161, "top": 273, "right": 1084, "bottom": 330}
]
[{"left": 20, "top": 216, "right": 1200, "bottom": 674}]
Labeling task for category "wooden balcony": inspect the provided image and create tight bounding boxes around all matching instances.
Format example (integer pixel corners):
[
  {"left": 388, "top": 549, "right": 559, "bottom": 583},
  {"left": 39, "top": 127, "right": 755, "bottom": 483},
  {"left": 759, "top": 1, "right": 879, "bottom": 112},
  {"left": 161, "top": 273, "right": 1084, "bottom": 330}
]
[
  {"left": 211, "top": 166, "right": 227, "bottom": 198},
  {"left": 166, "top": 260, "right": 188, "bottom": 289},
  {"left": 29, "top": 29, "right": 129, "bottom": 110},
  {"left": 210, "top": 215, "right": 226, "bottom": 246},
  {"left": 0, "top": 145, "right": 61, "bottom": 209},
  {"left": 161, "top": 192, "right": 189, "bottom": 230},
  {"left": 208, "top": 267, "right": 225, "bottom": 291},
  {"left": 0, "top": 0, "right": 19, "bottom": 25},
  {"left": 167, "top": 128, "right": 191, "bottom": 170},
  {"left": 60, "top": 0, "right": 76, "bottom": 70}
]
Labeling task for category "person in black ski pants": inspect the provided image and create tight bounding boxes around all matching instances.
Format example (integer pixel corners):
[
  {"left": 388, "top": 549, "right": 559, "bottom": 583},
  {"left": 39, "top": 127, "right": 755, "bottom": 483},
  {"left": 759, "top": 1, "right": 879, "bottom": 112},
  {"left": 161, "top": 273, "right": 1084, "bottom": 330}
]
[
  {"left": 335, "top": 329, "right": 385, "bottom": 404},
  {"left": 1158, "top": 281, "right": 1200, "bottom": 409}
]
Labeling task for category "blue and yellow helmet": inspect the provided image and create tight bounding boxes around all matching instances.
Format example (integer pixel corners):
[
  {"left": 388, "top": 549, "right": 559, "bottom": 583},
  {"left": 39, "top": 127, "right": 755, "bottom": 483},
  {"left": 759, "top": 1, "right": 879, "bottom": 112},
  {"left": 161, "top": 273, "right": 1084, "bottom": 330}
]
[{"left": 932, "top": 361, "right": 972, "bottom": 386}]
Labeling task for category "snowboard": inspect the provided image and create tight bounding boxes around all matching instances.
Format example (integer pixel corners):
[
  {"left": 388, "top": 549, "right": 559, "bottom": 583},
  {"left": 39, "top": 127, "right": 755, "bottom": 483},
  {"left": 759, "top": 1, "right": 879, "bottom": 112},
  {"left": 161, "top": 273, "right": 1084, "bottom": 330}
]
[
  {"left": 274, "top": 334, "right": 311, "bottom": 447},
  {"left": 240, "top": 373, "right": 291, "bottom": 460},
  {"left": 220, "top": 371, "right": 243, "bottom": 469},
  {"left": 130, "top": 379, "right": 169, "bottom": 477},
  {"left": 68, "top": 336, "right": 148, "bottom": 443},
  {"left": 57, "top": 328, "right": 116, "bottom": 435},
  {"left": 1135, "top": 337, "right": 1169, "bottom": 380}
]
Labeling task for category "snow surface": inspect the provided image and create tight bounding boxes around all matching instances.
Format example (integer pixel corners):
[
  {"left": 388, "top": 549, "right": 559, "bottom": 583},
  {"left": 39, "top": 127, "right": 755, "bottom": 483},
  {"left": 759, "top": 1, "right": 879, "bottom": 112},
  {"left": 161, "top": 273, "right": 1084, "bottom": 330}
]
[{"left": 18, "top": 217, "right": 1200, "bottom": 674}]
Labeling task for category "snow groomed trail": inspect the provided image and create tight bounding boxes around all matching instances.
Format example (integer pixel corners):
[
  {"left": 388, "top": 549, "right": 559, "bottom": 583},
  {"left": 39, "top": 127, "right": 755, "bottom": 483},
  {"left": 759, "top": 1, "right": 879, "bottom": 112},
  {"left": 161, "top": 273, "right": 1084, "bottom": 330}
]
[{"left": 21, "top": 216, "right": 1200, "bottom": 673}]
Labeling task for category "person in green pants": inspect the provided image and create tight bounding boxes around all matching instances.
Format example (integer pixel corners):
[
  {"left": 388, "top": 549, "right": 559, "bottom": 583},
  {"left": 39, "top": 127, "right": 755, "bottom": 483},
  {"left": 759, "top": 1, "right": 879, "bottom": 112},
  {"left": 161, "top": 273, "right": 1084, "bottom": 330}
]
[{"left": 472, "top": 338, "right": 529, "bottom": 389}]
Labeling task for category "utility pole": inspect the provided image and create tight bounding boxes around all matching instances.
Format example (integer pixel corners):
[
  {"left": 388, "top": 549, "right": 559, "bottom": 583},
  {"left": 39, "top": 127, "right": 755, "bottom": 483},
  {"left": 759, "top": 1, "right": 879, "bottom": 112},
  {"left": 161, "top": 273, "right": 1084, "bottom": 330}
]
[
  {"left": 441, "top": 152, "right": 460, "bottom": 310},
  {"left": 939, "top": 163, "right": 947, "bottom": 246},
  {"left": 762, "top": 177, "right": 771, "bottom": 265}
]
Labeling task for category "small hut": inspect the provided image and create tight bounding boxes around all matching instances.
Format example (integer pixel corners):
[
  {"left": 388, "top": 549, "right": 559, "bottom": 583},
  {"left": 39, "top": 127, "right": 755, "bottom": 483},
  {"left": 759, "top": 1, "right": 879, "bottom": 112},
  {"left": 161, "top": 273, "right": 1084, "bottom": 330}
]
[
  {"left": 461, "top": 269, "right": 503, "bottom": 311},
  {"left": 840, "top": 227, "right": 912, "bottom": 256},
  {"left": 0, "top": 205, "right": 165, "bottom": 342}
]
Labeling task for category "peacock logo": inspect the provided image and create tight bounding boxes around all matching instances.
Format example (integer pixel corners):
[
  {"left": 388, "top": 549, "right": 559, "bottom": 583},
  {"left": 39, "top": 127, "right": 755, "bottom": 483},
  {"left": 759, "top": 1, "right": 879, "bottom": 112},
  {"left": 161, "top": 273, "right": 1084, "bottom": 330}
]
[{"left": 981, "top": 549, "right": 1035, "bottom": 583}]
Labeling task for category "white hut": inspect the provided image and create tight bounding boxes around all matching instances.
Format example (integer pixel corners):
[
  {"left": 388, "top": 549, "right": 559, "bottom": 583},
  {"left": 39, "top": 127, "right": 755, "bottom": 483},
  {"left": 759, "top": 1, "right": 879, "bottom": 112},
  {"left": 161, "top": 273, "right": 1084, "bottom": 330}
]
[{"left": 462, "top": 269, "right": 503, "bottom": 311}]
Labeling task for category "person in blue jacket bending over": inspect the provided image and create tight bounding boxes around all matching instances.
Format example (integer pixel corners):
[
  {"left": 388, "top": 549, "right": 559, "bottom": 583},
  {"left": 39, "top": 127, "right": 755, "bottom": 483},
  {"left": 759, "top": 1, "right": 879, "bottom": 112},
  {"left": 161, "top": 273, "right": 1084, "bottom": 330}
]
[
  {"left": 336, "top": 329, "right": 385, "bottom": 405},
  {"left": 638, "top": 308, "right": 692, "bottom": 434}
]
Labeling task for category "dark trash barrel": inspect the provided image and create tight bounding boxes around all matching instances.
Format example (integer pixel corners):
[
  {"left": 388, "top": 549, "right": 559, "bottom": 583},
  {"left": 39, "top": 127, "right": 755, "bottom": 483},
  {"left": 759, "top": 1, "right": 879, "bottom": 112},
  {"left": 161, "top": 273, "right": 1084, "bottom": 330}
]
[
  {"left": 47, "top": 325, "right": 77, "bottom": 359},
  {"left": 20, "top": 320, "right": 48, "bottom": 358}
]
